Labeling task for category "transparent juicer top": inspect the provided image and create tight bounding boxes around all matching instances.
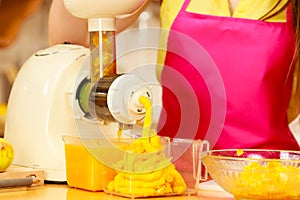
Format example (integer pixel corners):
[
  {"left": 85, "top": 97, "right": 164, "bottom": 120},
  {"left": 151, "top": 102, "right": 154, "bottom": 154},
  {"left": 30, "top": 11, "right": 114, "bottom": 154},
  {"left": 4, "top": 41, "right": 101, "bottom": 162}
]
[
  {"left": 63, "top": 0, "right": 148, "bottom": 78},
  {"left": 63, "top": 0, "right": 151, "bottom": 130},
  {"left": 90, "top": 24, "right": 116, "bottom": 82}
]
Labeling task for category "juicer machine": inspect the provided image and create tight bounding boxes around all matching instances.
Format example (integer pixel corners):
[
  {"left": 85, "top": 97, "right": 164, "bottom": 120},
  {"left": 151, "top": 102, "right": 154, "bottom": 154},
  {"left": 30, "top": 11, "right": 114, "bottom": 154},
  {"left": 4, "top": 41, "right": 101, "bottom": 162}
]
[{"left": 4, "top": 0, "right": 159, "bottom": 181}]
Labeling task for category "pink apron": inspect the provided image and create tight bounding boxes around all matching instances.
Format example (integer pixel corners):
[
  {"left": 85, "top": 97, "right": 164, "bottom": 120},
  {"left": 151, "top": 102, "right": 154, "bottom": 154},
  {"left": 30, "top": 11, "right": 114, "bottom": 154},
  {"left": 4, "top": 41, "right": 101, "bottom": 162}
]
[{"left": 157, "top": 0, "right": 300, "bottom": 150}]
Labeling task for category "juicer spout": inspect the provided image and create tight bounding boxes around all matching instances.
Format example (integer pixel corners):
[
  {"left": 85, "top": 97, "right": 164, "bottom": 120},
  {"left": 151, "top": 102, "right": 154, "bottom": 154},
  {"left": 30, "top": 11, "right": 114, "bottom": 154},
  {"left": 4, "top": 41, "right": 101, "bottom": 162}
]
[{"left": 118, "top": 123, "right": 133, "bottom": 131}]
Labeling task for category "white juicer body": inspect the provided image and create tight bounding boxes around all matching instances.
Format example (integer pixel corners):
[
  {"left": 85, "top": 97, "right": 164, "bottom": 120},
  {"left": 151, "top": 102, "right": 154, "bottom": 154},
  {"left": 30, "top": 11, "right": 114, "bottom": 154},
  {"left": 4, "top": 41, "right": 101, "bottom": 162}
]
[{"left": 4, "top": 44, "right": 89, "bottom": 181}]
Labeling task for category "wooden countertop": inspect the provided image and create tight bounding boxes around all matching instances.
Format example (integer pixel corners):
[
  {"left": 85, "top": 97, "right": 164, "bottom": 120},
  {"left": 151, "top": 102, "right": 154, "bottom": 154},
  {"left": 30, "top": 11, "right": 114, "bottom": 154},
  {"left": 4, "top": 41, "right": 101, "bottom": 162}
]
[{"left": 0, "top": 182, "right": 234, "bottom": 200}]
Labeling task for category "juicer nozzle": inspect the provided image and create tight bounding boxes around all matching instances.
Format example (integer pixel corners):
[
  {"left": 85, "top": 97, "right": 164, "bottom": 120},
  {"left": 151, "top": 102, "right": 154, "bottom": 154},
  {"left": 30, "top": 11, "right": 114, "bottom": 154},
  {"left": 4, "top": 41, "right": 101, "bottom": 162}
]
[{"left": 75, "top": 73, "right": 152, "bottom": 130}]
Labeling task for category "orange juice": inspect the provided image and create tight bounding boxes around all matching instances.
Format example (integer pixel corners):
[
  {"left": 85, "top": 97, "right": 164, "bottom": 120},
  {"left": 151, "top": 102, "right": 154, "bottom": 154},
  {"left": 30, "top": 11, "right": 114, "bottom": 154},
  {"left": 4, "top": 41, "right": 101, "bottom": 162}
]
[{"left": 63, "top": 136, "right": 116, "bottom": 191}]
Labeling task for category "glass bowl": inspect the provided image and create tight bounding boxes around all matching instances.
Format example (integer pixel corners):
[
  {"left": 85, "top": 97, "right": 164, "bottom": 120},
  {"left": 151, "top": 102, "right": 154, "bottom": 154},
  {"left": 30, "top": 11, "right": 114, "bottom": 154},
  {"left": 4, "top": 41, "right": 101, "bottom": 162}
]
[{"left": 202, "top": 149, "right": 300, "bottom": 200}]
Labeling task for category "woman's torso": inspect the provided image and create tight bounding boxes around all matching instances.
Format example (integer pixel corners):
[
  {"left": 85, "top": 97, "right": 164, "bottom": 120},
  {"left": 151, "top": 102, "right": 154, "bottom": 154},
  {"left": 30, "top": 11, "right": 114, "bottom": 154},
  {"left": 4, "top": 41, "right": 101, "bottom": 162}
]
[{"left": 157, "top": 0, "right": 300, "bottom": 150}]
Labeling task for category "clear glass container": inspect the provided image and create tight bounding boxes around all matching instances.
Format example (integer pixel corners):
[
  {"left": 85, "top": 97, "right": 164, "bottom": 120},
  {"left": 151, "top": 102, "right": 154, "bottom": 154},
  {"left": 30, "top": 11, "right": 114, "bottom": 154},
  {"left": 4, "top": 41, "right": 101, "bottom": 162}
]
[
  {"left": 63, "top": 135, "right": 209, "bottom": 197},
  {"left": 104, "top": 138, "right": 209, "bottom": 198}
]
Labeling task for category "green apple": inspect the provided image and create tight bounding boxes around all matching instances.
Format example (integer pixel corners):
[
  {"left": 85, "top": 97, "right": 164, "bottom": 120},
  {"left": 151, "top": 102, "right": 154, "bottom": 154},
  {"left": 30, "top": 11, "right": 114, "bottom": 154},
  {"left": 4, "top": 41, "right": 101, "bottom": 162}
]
[{"left": 0, "top": 138, "right": 14, "bottom": 172}]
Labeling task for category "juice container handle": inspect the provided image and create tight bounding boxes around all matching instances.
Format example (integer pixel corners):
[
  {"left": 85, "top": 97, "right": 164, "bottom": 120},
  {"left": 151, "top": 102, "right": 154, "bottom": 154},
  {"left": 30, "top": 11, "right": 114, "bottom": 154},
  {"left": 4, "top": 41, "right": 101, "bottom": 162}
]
[{"left": 193, "top": 140, "right": 209, "bottom": 181}]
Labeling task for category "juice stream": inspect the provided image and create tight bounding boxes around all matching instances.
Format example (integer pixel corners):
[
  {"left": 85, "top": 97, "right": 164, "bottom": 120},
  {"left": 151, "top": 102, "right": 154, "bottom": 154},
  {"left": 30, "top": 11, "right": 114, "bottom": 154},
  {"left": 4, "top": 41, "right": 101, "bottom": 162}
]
[{"left": 107, "top": 96, "right": 186, "bottom": 197}]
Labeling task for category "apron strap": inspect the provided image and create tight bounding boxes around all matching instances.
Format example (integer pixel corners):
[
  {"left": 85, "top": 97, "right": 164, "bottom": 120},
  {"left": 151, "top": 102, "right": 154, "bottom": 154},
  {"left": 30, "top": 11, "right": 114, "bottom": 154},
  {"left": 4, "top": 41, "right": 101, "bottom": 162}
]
[{"left": 182, "top": 0, "right": 191, "bottom": 10}]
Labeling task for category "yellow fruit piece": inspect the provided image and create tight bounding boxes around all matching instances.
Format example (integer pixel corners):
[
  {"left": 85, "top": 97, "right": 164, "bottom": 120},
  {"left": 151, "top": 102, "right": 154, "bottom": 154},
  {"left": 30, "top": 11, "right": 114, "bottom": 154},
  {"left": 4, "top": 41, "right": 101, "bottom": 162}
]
[
  {"left": 236, "top": 149, "right": 243, "bottom": 156},
  {"left": 234, "top": 161, "right": 300, "bottom": 199},
  {"left": 0, "top": 138, "right": 14, "bottom": 172}
]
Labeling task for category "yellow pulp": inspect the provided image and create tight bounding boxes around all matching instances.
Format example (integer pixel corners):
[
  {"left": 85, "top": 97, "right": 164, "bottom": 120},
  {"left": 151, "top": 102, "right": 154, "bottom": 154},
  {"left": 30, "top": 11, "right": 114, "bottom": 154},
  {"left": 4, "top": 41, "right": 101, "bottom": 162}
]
[
  {"left": 90, "top": 31, "right": 116, "bottom": 82},
  {"left": 107, "top": 96, "right": 187, "bottom": 197},
  {"left": 234, "top": 161, "right": 300, "bottom": 199},
  {"left": 139, "top": 96, "right": 153, "bottom": 138},
  {"left": 117, "top": 128, "right": 122, "bottom": 140}
]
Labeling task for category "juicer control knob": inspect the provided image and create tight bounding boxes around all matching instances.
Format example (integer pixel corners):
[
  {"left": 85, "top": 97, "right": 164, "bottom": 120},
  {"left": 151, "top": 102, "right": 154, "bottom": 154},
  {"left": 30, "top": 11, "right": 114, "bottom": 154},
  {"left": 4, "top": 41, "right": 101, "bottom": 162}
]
[{"left": 107, "top": 74, "right": 152, "bottom": 124}]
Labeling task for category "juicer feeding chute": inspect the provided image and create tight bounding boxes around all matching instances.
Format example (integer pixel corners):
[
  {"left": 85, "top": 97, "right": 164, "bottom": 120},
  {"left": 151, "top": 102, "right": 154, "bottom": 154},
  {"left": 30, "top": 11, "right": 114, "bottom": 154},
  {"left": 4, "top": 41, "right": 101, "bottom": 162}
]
[{"left": 64, "top": 0, "right": 150, "bottom": 85}]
